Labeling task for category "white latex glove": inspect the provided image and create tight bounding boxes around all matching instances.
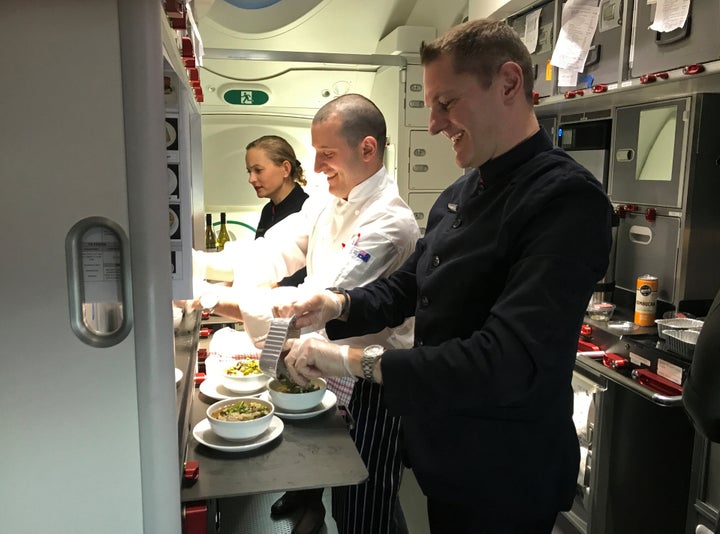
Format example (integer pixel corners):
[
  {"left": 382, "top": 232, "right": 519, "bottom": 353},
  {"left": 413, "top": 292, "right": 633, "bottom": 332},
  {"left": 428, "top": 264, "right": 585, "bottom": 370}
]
[
  {"left": 279, "top": 290, "right": 342, "bottom": 331},
  {"left": 283, "top": 336, "right": 351, "bottom": 386},
  {"left": 236, "top": 287, "right": 274, "bottom": 346}
]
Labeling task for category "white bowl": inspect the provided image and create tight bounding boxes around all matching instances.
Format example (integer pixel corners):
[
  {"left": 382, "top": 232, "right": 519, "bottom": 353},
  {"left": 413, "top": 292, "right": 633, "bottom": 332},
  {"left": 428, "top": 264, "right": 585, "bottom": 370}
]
[
  {"left": 220, "top": 359, "right": 270, "bottom": 393},
  {"left": 206, "top": 397, "right": 274, "bottom": 441},
  {"left": 267, "top": 377, "right": 327, "bottom": 412}
]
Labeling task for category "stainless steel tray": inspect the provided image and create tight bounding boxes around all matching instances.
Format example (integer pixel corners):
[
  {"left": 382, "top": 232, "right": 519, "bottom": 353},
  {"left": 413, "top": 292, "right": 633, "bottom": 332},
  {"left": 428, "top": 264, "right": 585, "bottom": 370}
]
[{"left": 258, "top": 316, "right": 299, "bottom": 379}]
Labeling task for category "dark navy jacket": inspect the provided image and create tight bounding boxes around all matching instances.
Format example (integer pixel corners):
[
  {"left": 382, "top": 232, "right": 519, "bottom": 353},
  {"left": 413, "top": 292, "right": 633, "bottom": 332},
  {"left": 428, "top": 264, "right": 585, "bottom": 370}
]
[{"left": 327, "top": 129, "right": 613, "bottom": 514}]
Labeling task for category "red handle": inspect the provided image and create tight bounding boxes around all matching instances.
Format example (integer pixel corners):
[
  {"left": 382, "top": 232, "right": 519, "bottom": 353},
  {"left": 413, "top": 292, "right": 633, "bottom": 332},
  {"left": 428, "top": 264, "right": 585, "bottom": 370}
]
[
  {"left": 578, "top": 339, "right": 601, "bottom": 352},
  {"left": 632, "top": 369, "right": 683, "bottom": 396}
]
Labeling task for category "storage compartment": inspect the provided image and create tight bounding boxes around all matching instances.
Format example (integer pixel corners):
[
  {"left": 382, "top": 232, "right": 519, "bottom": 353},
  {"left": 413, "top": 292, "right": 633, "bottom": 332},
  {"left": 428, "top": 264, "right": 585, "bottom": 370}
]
[
  {"left": 609, "top": 98, "right": 689, "bottom": 208},
  {"left": 630, "top": 0, "right": 720, "bottom": 77},
  {"left": 558, "top": 118, "right": 612, "bottom": 190},
  {"left": 508, "top": 0, "right": 557, "bottom": 97},
  {"left": 615, "top": 211, "right": 680, "bottom": 304},
  {"left": 404, "top": 65, "right": 429, "bottom": 128},
  {"left": 408, "top": 130, "right": 461, "bottom": 191},
  {"left": 408, "top": 191, "right": 441, "bottom": 236},
  {"left": 560, "top": 0, "right": 630, "bottom": 89}
]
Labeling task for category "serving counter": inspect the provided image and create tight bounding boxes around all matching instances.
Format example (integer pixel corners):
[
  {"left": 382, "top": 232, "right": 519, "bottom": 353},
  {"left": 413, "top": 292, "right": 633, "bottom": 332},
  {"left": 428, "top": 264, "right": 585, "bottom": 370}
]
[{"left": 174, "top": 310, "right": 368, "bottom": 528}]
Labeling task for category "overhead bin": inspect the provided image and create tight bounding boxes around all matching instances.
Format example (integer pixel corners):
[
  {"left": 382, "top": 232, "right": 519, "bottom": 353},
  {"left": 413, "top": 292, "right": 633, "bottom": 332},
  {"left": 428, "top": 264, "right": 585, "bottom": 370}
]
[
  {"left": 507, "top": 0, "right": 558, "bottom": 97},
  {"left": 630, "top": 0, "right": 720, "bottom": 78}
]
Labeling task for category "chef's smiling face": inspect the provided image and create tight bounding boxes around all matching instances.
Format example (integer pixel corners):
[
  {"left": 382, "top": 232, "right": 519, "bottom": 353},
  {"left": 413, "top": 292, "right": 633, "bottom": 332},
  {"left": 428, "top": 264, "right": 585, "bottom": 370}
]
[
  {"left": 311, "top": 113, "right": 368, "bottom": 200},
  {"left": 245, "top": 146, "right": 290, "bottom": 203}
]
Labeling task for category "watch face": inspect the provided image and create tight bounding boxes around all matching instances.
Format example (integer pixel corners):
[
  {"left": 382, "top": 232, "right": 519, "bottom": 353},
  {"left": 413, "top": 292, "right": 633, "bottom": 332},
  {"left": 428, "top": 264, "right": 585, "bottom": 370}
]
[{"left": 364, "top": 344, "right": 384, "bottom": 357}]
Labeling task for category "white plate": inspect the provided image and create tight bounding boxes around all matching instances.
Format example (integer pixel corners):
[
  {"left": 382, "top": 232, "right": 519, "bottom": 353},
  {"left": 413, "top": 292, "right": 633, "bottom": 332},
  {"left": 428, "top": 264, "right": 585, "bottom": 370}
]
[
  {"left": 192, "top": 415, "right": 284, "bottom": 452},
  {"left": 169, "top": 208, "right": 179, "bottom": 236},
  {"left": 175, "top": 368, "right": 183, "bottom": 385},
  {"left": 165, "top": 121, "right": 177, "bottom": 148},
  {"left": 261, "top": 390, "right": 338, "bottom": 420},
  {"left": 167, "top": 167, "right": 178, "bottom": 196},
  {"left": 199, "top": 379, "right": 266, "bottom": 401}
]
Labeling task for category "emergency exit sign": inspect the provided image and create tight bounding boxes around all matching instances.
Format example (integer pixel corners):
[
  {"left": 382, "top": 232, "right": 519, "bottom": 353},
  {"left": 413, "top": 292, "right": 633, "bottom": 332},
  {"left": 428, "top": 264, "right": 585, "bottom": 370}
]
[{"left": 223, "top": 89, "right": 269, "bottom": 105}]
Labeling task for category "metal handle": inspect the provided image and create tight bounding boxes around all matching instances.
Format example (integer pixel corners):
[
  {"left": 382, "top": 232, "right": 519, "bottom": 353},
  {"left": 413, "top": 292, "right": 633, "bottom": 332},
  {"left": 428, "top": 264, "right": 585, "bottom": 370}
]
[{"left": 576, "top": 356, "right": 683, "bottom": 406}]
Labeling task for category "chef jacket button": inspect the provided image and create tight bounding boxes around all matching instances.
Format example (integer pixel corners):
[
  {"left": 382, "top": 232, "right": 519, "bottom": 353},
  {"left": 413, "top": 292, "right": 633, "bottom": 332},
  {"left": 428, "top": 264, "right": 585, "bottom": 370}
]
[
  {"left": 355, "top": 210, "right": 360, "bottom": 216},
  {"left": 432, "top": 255, "right": 440, "bottom": 268},
  {"left": 420, "top": 296, "right": 429, "bottom": 307},
  {"left": 452, "top": 218, "right": 462, "bottom": 228}
]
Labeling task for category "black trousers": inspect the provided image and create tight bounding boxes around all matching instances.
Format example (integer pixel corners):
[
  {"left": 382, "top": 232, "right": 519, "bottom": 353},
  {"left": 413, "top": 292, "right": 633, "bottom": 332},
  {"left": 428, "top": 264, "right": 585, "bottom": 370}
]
[{"left": 427, "top": 498, "right": 557, "bottom": 534}]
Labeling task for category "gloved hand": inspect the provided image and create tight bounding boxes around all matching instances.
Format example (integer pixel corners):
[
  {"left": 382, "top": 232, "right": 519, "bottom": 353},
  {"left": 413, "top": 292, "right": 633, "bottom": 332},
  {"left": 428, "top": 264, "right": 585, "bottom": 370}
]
[
  {"left": 276, "top": 290, "right": 342, "bottom": 331},
  {"left": 236, "top": 287, "right": 274, "bottom": 346},
  {"left": 283, "top": 336, "right": 352, "bottom": 385}
]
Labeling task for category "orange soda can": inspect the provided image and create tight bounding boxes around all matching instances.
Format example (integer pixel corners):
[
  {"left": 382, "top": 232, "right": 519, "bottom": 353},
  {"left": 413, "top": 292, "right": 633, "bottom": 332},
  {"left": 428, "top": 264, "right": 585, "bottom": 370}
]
[{"left": 634, "top": 275, "right": 658, "bottom": 326}]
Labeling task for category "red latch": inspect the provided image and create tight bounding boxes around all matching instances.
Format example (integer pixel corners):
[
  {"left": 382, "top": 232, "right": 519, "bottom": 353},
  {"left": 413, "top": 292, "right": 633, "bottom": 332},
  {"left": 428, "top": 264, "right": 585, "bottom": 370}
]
[
  {"left": 563, "top": 89, "right": 585, "bottom": 99},
  {"left": 645, "top": 207, "right": 656, "bottom": 222},
  {"left": 183, "top": 460, "right": 200, "bottom": 482},
  {"left": 197, "top": 348, "right": 208, "bottom": 362},
  {"left": 640, "top": 73, "right": 656, "bottom": 84},
  {"left": 194, "top": 88, "right": 204, "bottom": 103},
  {"left": 170, "top": 16, "right": 187, "bottom": 30},
  {"left": 592, "top": 84, "right": 608, "bottom": 93},
  {"left": 655, "top": 71, "right": 669, "bottom": 80},
  {"left": 164, "top": 0, "right": 184, "bottom": 17},
  {"left": 632, "top": 368, "right": 683, "bottom": 396},
  {"left": 182, "top": 501, "right": 208, "bottom": 534},
  {"left": 183, "top": 57, "right": 196, "bottom": 69},
  {"left": 580, "top": 324, "right": 593, "bottom": 337},
  {"left": 683, "top": 64, "right": 705, "bottom": 75},
  {"left": 181, "top": 36, "right": 194, "bottom": 58},
  {"left": 603, "top": 352, "right": 628, "bottom": 369},
  {"left": 624, "top": 203, "right": 638, "bottom": 212},
  {"left": 201, "top": 310, "right": 210, "bottom": 320},
  {"left": 199, "top": 327, "right": 212, "bottom": 338},
  {"left": 194, "top": 372, "right": 206, "bottom": 386},
  {"left": 532, "top": 91, "right": 540, "bottom": 105},
  {"left": 578, "top": 339, "right": 600, "bottom": 352},
  {"left": 617, "top": 205, "right": 626, "bottom": 218}
]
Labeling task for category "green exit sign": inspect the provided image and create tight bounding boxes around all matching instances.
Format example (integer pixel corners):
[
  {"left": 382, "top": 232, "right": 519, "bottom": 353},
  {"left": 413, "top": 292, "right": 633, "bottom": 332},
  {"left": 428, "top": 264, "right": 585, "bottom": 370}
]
[{"left": 223, "top": 89, "right": 269, "bottom": 105}]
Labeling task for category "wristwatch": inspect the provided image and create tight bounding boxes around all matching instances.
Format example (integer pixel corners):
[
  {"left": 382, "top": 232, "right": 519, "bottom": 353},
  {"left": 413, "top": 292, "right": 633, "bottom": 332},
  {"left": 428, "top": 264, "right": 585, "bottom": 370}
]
[
  {"left": 199, "top": 292, "right": 219, "bottom": 314},
  {"left": 361, "top": 344, "right": 384, "bottom": 382}
]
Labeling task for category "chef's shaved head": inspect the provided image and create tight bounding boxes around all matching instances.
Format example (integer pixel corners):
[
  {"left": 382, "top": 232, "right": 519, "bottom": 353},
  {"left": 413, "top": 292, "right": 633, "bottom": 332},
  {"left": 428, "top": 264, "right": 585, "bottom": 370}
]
[{"left": 313, "top": 93, "right": 387, "bottom": 158}]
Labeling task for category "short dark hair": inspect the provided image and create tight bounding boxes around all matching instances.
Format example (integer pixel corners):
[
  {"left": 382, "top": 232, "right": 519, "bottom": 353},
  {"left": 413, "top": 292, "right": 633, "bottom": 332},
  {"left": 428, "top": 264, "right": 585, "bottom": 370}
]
[
  {"left": 246, "top": 135, "right": 307, "bottom": 186},
  {"left": 420, "top": 19, "right": 535, "bottom": 104},
  {"left": 313, "top": 93, "right": 387, "bottom": 158}
]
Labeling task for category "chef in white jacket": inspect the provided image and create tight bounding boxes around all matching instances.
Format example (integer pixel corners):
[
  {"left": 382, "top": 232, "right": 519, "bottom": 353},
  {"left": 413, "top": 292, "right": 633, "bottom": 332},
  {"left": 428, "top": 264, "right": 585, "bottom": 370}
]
[{"left": 192, "top": 94, "right": 420, "bottom": 534}]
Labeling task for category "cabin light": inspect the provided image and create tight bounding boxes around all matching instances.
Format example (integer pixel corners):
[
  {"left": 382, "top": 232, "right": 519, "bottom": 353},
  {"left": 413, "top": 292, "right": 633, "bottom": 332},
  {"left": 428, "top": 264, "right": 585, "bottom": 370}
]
[{"left": 224, "top": 0, "right": 282, "bottom": 9}]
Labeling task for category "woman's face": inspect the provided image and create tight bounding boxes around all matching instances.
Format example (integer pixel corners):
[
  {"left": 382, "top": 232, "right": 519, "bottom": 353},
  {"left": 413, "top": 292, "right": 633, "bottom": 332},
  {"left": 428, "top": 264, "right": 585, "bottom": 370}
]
[{"left": 246, "top": 146, "right": 291, "bottom": 202}]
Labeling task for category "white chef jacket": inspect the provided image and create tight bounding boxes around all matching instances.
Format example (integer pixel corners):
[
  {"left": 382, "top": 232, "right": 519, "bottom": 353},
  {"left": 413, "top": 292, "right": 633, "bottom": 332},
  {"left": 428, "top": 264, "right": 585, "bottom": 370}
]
[{"left": 215, "top": 167, "right": 420, "bottom": 404}]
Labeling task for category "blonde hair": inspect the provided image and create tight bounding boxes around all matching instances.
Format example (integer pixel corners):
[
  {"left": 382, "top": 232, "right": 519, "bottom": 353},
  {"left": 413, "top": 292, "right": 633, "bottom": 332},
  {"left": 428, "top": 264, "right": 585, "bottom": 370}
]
[{"left": 246, "top": 135, "right": 307, "bottom": 186}]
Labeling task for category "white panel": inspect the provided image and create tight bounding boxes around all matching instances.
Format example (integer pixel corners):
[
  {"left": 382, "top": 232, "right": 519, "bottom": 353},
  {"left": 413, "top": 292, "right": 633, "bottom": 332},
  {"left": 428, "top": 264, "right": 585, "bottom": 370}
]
[
  {"left": 404, "top": 65, "right": 430, "bottom": 127},
  {"left": 408, "top": 130, "right": 462, "bottom": 191},
  {"left": 408, "top": 192, "right": 442, "bottom": 235},
  {"left": 201, "top": 115, "right": 328, "bottom": 211}
]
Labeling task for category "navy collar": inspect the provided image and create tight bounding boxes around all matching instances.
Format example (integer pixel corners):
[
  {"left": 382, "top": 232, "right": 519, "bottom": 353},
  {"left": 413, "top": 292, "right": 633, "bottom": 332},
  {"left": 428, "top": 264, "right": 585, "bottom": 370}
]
[{"left": 476, "top": 128, "right": 552, "bottom": 190}]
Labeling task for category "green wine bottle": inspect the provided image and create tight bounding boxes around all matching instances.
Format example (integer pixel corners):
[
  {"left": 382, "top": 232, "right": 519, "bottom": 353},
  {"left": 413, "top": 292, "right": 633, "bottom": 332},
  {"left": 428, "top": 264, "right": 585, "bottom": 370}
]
[
  {"left": 217, "top": 212, "right": 230, "bottom": 251},
  {"left": 205, "top": 213, "right": 217, "bottom": 252}
]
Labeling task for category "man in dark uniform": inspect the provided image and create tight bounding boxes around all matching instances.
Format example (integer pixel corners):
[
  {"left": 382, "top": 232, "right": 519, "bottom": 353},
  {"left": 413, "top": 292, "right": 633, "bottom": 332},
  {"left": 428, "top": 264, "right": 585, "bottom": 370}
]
[{"left": 279, "top": 19, "right": 613, "bottom": 534}]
